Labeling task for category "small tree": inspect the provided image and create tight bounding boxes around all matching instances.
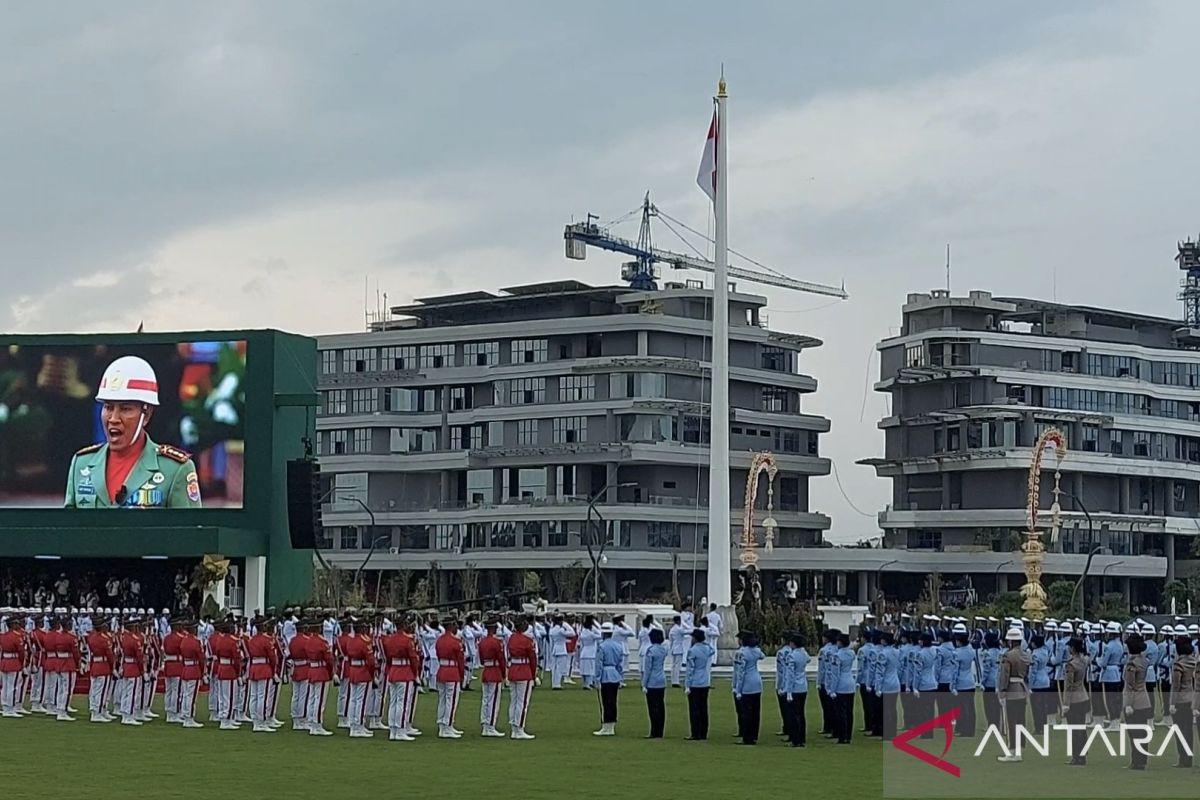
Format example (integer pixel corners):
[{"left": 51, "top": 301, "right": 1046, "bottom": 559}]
[
  {"left": 460, "top": 562, "right": 480, "bottom": 604},
  {"left": 1046, "top": 580, "right": 1076, "bottom": 619},
  {"left": 1162, "top": 579, "right": 1191, "bottom": 612},
  {"left": 1094, "top": 592, "right": 1129, "bottom": 622}
]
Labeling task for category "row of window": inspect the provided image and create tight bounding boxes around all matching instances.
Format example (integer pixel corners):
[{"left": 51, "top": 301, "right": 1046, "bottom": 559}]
[
  {"left": 930, "top": 416, "right": 1200, "bottom": 464},
  {"left": 325, "top": 340, "right": 548, "bottom": 374},
  {"left": 320, "top": 520, "right": 700, "bottom": 551},
  {"left": 1042, "top": 386, "right": 1199, "bottom": 421}
]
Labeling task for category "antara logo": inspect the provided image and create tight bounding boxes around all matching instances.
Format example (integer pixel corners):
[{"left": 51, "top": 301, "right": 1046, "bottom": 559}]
[{"left": 892, "top": 707, "right": 961, "bottom": 777}]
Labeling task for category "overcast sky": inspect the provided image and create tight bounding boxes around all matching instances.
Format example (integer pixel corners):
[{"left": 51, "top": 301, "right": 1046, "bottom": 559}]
[{"left": 5, "top": 2, "right": 1200, "bottom": 541}]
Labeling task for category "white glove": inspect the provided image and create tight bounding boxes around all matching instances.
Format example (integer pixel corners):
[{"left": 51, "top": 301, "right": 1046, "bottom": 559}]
[
  {"left": 950, "top": 688, "right": 958, "bottom": 696},
  {"left": 734, "top": 692, "right": 743, "bottom": 700},
  {"left": 1061, "top": 706, "right": 1069, "bottom": 717},
  {"left": 643, "top": 686, "right": 648, "bottom": 695},
  {"left": 1169, "top": 704, "right": 1177, "bottom": 715},
  {"left": 1124, "top": 705, "right": 1133, "bottom": 717},
  {"left": 829, "top": 692, "right": 838, "bottom": 700},
  {"left": 786, "top": 693, "right": 793, "bottom": 702},
  {"left": 912, "top": 689, "right": 920, "bottom": 698},
  {"left": 684, "top": 687, "right": 691, "bottom": 696}
]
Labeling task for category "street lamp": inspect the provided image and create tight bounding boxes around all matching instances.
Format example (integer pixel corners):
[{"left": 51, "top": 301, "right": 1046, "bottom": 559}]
[
  {"left": 349, "top": 497, "right": 383, "bottom": 591},
  {"left": 1099, "top": 560, "right": 1125, "bottom": 612},
  {"left": 1070, "top": 545, "right": 1104, "bottom": 619},
  {"left": 874, "top": 559, "right": 898, "bottom": 615},
  {"left": 585, "top": 480, "right": 637, "bottom": 604}
]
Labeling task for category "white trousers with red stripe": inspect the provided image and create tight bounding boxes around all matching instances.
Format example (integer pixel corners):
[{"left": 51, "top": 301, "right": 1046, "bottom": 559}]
[
  {"left": 1, "top": 671, "right": 18, "bottom": 712},
  {"left": 117, "top": 677, "right": 139, "bottom": 719},
  {"left": 178, "top": 680, "right": 199, "bottom": 723},
  {"left": 480, "top": 681, "right": 503, "bottom": 729},
  {"left": 436, "top": 681, "right": 460, "bottom": 727},
  {"left": 164, "top": 676, "right": 181, "bottom": 718},
  {"left": 305, "top": 680, "right": 328, "bottom": 727},
  {"left": 249, "top": 679, "right": 270, "bottom": 724},
  {"left": 508, "top": 680, "right": 533, "bottom": 729},
  {"left": 387, "top": 681, "right": 416, "bottom": 731},
  {"left": 213, "top": 679, "right": 236, "bottom": 722},
  {"left": 290, "top": 680, "right": 309, "bottom": 723},
  {"left": 88, "top": 675, "right": 112, "bottom": 716},
  {"left": 266, "top": 679, "right": 280, "bottom": 720},
  {"left": 348, "top": 681, "right": 369, "bottom": 729},
  {"left": 48, "top": 672, "right": 71, "bottom": 713}
]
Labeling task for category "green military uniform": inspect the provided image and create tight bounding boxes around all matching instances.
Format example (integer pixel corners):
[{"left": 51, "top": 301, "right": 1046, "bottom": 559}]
[{"left": 64, "top": 435, "right": 202, "bottom": 508}]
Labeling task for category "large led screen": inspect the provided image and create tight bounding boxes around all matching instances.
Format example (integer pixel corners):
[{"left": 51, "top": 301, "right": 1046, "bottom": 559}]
[{"left": 0, "top": 340, "right": 247, "bottom": 509}]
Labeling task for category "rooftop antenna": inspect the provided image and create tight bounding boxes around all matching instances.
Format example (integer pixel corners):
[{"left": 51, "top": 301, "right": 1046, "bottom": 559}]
[{"left": 945, "top": 243, "right": 951, "bottom": 292}]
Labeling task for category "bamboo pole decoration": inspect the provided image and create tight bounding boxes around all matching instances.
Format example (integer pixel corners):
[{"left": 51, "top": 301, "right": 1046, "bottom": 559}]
[{"left": 1023, "top": 428, "right": 1067, "bottom": 620}]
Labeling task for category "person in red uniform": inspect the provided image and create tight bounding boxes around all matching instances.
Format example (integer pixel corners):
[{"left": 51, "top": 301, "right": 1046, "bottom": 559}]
[
  {"left": 381, "top": 616, "right": 422, "bottom": 741},
  {"left": 340, "top": 618, "right": 378, "bottom": 738},
  {"left": 85, "top": 617, "right": 116, "bottom": 723},
  {"left": 138, "top": 618, "right": 161, "bottom": 722},
  {"left": 0, "top": 617, "right": 26, "bottom": 717},
  {"left": 28, "top": 615, "right": 48, "bottom": 714},
  {"left": 209, "top": 619, "right": 243, "bottom": 730},
  {"left": 245, "top": 617, "right": 281, "bottom": 733},
  {"left": 118, "top": 618, "right": 145, "bottom": 725},
  {"left": 477, "top": 619, "right": 508, "bottom": 737},
  {"left": 435, "top": 617, "right": 466, "bottom": 738},
  {"left": 46, "top": 614, "right": 78, "bottom": 722},
  {"left": 506, "top": 617, "right": 538, "bottom": 739},
  {"left": 288, "top": 620, "right": 312, "bottom": 731},
  {"left": 266, "top": 616, "right": 286, "bottom": 727},
  {"left": 161, "top": 622, "right": 184, "bottom": 723},
  {"left": 303, "top": 621, "right": 336, "bottom": 736},
  {"left": 177, "top": 619, "right": 206, "bottom": 728}
]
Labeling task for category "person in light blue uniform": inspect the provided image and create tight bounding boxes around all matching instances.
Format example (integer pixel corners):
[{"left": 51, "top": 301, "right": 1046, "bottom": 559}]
[
  {"left": 684, "top": 628, "right": 714, "bottom": 740},
  {"left": 830, "top": 633, "right": 856, "bottom": 744},
  {"left": 1139, "top": 622, "right": 1159, "bottom": 721},
  {"left": 642, "top": 628, "right": 668, "bottom": 738},
  {"left": 1027, "top": 634, "right": 1052, "bottom": 731},
  {"left": 732, "top": 630, "right": 764, "bottom": 745},
  {"left": 897, "top": 630, "right": 916, "bottom": 731},
  {"left": 856, "top": 630, "right": 876, "bottom": 736},
  {"left": 592, "top": 623, "right": 624, "bottom": 736},
  {"left": 872, "top": 631, "right": 901, "bottom": 738},
  {"left": 979, "top": 632, "right": 1002, "bottom": 729},
  {"left": 912, "top": 633, "right": 938, "bottom": 740},
  {"left": 934, "top": 628, "right": 957, "bottom": 718},
  {"left": 1098, "top": 622, "right": 1124, "bottom": 726},
  {"left": 783, "top": 633, "right": 810, "bottom": 747},
  {"left": 817, "top": 629, "right": 838, "bottom": 737},
  {"left": 1085, "top": 623, "right": 1103, "bottom": 721},
  {"left": 775, "top": 636, "right": 793, "bottom": 738},
  {"left": 950, "top": 631, "right": 978, "bottom": 736}
]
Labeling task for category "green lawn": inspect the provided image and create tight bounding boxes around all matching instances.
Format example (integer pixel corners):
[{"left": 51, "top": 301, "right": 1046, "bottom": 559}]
[{"left": 4, "top": 684, "right": 882, "bottom": 799}]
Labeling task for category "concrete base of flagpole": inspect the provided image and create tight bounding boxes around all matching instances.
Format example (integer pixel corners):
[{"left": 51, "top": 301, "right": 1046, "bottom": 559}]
[{"left": 714, "top": 604, "right": 741, "bottom": 666}]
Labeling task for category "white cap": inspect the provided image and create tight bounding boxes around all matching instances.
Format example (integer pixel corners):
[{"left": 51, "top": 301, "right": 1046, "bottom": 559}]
[
  {"left": 1005, "top": 628, "right": 1024, "bottom": 642},
  {"left": 600, "top": 622, "right": 614, "bottom": 634},
  {"left": 1059, "top": 622, "right": 1073, "bottom": 634},
  {"left": 137, "top": 608, "right": 146, "bottom": 615},
  {"left": 952, "top": 623, "right": 967, "bottom": 634},
  {"left": 161, "top": 608, "right": 169, "bottom": 614},
  {"left": 53, "top": 607, "right": 66, "bottom": 615},
  {"left": 1140, "top": 623, "right": 1155, "bottom": 636},
  {"left": 1189, "top": 624, "right": 1200, "bottom": 635},
  {"left": 1045, "top": 621, "right": 1058, "bottom": 632},
  {"left": 925, "top": 614, "right": 940, "bottom": 622},
  {"left": 987, "top": 616, "right": 998, "bottom": 623},
  {"left": 1124, "top": 623, "right": 1138, "bottom": 634},
  {"left": 1161, "top": 624, "right": 1176, "bottom": 635},
  {"left": 96, "top": 355, "right": 159, "bottom": 406},
  {"left": 900, "top": 613, "right": 912, "bottom": 619},
  {"left": 1175, "top": 625, "right": 1189, "bottom": 636},
  {"left": 1105, "top": 621, "right": 1121, "bottom": 633}
]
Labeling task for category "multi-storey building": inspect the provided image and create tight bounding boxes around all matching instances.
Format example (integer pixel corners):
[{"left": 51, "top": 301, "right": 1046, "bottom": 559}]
[
  {"left": 861, "top": 289, "right": 1187, "bottom": 610},
  {"left": 315, "top": 279, "right": 831, "bottom": 603}
]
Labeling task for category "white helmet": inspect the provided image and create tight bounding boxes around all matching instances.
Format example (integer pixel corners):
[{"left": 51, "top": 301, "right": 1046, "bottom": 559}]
[
  {"left": 1189, "top": 624, "right": 1200, "bottom": 636},
  {"left": 1045, "top": 621, "right": 1058, "bottom": 633},
  {"left": 1059, "top": 622, "right": 1073, "bottom": 634},
  {"left": 1005, "top": 627, "right": 1024, "bottom": 642},
  {"left": 1162, "top": 624, "right": 1178, "bottom": 635},
  {"left": 1140, "top": 623, "right": 1155, "bottom": 636},
  {"left": 96, "top": 356, "right": 159, "bottom": 406},
  {"left": 1174, "top": 625, "right": 1189, "bottom": 637},
  {"left": 951, "top": 622, "right": 967, "bottom": 634},
  {"left": 1105, "top": 621, "right": 1121, "bottom": 634}
]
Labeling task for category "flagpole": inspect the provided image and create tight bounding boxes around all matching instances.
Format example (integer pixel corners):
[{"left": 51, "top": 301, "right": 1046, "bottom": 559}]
[{"left": 707, "top": 75, "right": 732, "bottom": 609}]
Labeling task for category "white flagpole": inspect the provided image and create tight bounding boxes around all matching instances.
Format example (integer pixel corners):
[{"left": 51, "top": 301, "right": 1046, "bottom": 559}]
[{"left": 707, "top": 75, "right": 732, "bottom": 608}]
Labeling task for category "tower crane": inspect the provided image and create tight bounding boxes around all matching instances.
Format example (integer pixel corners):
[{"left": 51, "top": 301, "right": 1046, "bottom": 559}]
[{"left": 564, "top": 194, "right": 848, "bottom": 299}]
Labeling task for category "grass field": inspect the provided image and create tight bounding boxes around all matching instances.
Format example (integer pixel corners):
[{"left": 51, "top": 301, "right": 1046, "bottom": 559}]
[{"left": 4, "top": 683, "right": 882, "bottom": 799}]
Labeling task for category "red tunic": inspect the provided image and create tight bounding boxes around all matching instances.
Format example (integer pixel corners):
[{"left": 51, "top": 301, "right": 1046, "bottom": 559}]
[
  {"left": 341, "top": 634, "right": 376, "bottom": 684},
  {"left": 85, "top": 631, "right": 114, "bottom": 678},
  {"left": 209, "top": 633, "right": 242, "bottom": 680},
  {"left": 381, "top": 633, "right": 419, "bottom": 683},
  {"left": 179, "top": 635, "right": 205, "bottom": 681},
  {"left": 304, "top": 635, "right": 334, "bottom": 683},
  {"left": 435, "top": 632, "right": 465, "bottom": 683},
  {"left": 246, "top": 633, "right": 279, "bottom": 681},
  {"left": 120, "top": 632, "right": 144, "bottom": 678},
  {"left": 162, "top": 631, "right": 183, "bottom": 679},
  {"left": 478, "top": 634, "right": 507, "bottom": 684},
  {"left": 506, "top": 632, "right": 537, "bottom": 682},
  {"left": 288, "top": 634, "right": 310, "bottom": 682},
  {"left": 0, "top": 630, "right": 25, "bottom": 673}
]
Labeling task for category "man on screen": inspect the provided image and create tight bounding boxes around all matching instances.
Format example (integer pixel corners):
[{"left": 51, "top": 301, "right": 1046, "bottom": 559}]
[{"left": 64, "top": 355, "right": 202, "bottom": 509}]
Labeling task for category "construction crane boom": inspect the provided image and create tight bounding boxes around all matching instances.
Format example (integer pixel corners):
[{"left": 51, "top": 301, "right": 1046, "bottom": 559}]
[{"left": 564, "top": 196, "right": 848, "bottom": 299}]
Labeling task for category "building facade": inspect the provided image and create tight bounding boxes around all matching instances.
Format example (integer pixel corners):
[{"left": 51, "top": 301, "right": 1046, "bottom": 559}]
[
  {"left": 315, "top": 280, "right": 831, "bottom": 604},
  {"left": 861, "top": 290, "right": 1190, "bottom": 611}
]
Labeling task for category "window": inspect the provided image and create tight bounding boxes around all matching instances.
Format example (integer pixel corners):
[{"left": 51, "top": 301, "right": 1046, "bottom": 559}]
[
  {"left": 450, "top": 385, "right": 473, "bottom": 410},
  {"left": 352, "top": 429, "right": 372, "bottom": 453},
  {"left": 1174, "top": 483, "right": 1186, "bottom": 514},
  {"left": 343, "top": 348, "right": 377, "bottom": 373},
  {"left": 640, "top": 373, "right": 667, "bottom": 398},
  {"left": 761, "top": 387, "right": 789, "bottom": 413},
  {"left": 508, "top": 377, "right": 545, "bottom": 405},
  {"left": 350, "top": 388, "right": 378, "bottom": 414},
  {"left": 547, "top": 521, "right": 567, "bottom": 547},
  {"left": 904, "top": 344, "right": 925, "bottom": 368},
  {"left": 503, "top": 467, "right": 546, "bottom": 501},
  {"left": 487, "top": 421, "right": 504, "bottom": 448},
  {"left": 775, "top": 429, "right": 801, "bottom": 453},
  {"left": 522, "top": 521, "right": 543, "bottom": 548},
  {"left": 555, "top": 465, "right": 577, "bottom": 497},
  {"left": 390, "top": 428, "right": 437, "bottom": 453},
  {"left": 386, "top": 388, "right": 439, "bottom": 413},
  {"left": 517, "top": 419, "right": 538, "bottom": 445},
  {"left": 559, "top": 374, "right": 596, "bottom": 402},
  {"left": 1133, "top": 432, "right": 1150, "bottom": 457},
  {"left": 325, "top": 389, "right": 347, "bottom": 415},
  {"left": 511, "top": 338, "right": 548, "bottom": 364},
  {"left": 434, "top": 525, "right": 458, "bottom": 551},
  {"left": 906, "top": 530, "right": 942, "bottom": 551},
  {"left": 418, "top": 343, "right": 453, "bottom": 369},
  {"left": 1109, "top": 430, "right": 1124, "bottom": 455},
  {"left": 966, "top": 421, "right": 982, "bottom": 450},
  {"left": 807, "top": 431, "right": 819, "bottom": 456},
  {"left": 1161, "top": 399, "right": 1180, "bottom": 419},
  {"left": 945, "top": 426, "right": 960, "bottom": 452},
  {"left": 681, "top": 415, "right": 710, "bottom": 444},
  {"left": 1081, "top": 425, "right": 1099, "bottom": 452},
  {"left": 933, "top": 428, "right": 944, "bottom": 453},
  {"left": 1061, "top": 352, "right": 1077, "bottom": 373},
  {"left": 328, "top": 430, "right": 348, "bottom": 455},
  {"left": 954, "top": 382, "right": 971, "bottom": 408},
  {"left": 464, "top": 341, "right": 499, "bottom": 367},
  {"left": 552, "top": 416, "right": 587, "bottom": 444},
  {"left": 380, "top": 346, "right": 417, "bottom": 371},
  {"left": 489, "top": 522, "right": 516, "bottom": 548},
  {"left": 761, "top": 346, "right": 793, "bottom": 372},
  {"left": 321, "top": 350, "right": 339, "bottom": 375},
  {"left": 779, "top": 476, "right": 800, "bottom": 510},
  {"left": 451, "top": 425, "right": 481, "bottom": 450},
  {"left": 466, "top": 470, "right": 492, "bottom": 505},
  {"left": 339, "top": 528, "right": 360, "bottom": 550},
  {"left": 648, "top": 521, "right": 681, "bottom": 548},
  {"left": 315, "top": 527, "right": 333, "bottom": 549}
]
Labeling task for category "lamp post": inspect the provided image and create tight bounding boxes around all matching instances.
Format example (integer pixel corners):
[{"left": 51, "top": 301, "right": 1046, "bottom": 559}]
[
  {"left": 1070, "top": 545, "right": 1104, "bottom": 619},
  {"left": 1100, "top": 560, "right": 1125, "bottom": 611},
  {"left": 993, "top": 558, "right": 1013, "bottom": 594},
  {"left": 585, "top": 480, "right": 637, "bottom": 604},
  {"left": 350, "top": 497, "right": 382, "bottom": 592},
  {"left": 874, "top": 559, "right": 898, "bottom": 616}
]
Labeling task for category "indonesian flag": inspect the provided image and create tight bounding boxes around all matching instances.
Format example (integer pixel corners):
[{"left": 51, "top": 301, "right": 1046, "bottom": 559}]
[{"left": 696, "top": 108, "right": 717, "bottom": 203}]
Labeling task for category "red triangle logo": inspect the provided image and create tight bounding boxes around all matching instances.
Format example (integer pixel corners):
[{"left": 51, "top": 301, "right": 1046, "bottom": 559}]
[{"left": 892, "top": 706, "right": 961, "bottom": 777}]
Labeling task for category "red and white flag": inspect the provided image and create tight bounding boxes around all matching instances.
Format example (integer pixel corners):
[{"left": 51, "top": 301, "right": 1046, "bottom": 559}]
[{"left": 696, "top": 108, "right": 717, "bottom": 203}]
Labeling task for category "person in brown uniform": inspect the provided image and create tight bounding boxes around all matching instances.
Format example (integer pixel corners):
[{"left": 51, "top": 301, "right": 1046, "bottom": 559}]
[
  {"left": 996, "top": 627, "right": 1031, "bottom": 762},
  {"left": 1061, "top": 637, "right": 1090, "bottom": 766},
  {"left": 1122, "top": 633, "right": 1151, "bottom": 771},
  {"left": 1169, "top": 635, "right": 1196, "bottom": 769}
]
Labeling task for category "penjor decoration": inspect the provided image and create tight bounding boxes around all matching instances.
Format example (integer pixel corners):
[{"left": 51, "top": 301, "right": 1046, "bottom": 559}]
[
  {"left": 1022, "top": 428, "right": 1067, "bottom": 620},
  {"left": 740, "top": 451, "right": 779, "bottom": 570}
]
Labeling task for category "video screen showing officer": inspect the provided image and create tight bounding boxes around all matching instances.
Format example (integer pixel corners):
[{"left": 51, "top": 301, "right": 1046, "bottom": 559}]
[{"left": 0, "top": 340, "right": 246, "bottom": 509}]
